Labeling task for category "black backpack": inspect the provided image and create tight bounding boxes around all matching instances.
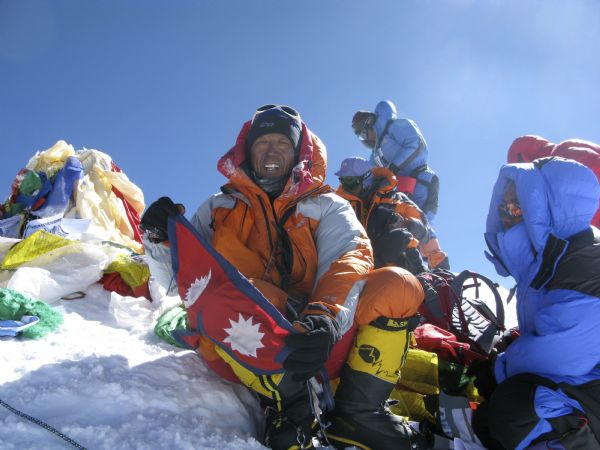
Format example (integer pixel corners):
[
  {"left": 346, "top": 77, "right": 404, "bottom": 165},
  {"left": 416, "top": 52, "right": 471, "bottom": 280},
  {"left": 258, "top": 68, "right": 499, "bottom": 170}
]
[{"left": 416, "top": 269, "right": 507, "bottom": 361}]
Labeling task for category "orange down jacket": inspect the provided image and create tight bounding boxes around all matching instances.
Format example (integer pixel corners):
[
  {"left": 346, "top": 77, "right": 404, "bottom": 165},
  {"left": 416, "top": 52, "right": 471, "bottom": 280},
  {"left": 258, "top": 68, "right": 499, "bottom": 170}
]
[{"left": 191, "top": 118, "right": 374, "bottom": 331}]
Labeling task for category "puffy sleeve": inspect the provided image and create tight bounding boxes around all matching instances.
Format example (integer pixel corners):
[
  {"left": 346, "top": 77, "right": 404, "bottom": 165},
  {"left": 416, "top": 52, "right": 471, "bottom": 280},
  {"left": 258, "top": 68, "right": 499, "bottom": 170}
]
[
  {"left": 190, "top": 192, "right": 236, "bottom": 241},
  {"left": 298, "top": 193, "right": 374, "bottom": 334},
  {"left": 501, "top": 289, "right": 600, "bottom": 379}
]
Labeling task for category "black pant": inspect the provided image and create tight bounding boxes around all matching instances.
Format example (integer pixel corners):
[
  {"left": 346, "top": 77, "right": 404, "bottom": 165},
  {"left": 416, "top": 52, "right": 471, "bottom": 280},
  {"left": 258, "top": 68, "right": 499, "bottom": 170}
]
[{"left": 472, "top": 373, "right": 600, "bottom": 449}]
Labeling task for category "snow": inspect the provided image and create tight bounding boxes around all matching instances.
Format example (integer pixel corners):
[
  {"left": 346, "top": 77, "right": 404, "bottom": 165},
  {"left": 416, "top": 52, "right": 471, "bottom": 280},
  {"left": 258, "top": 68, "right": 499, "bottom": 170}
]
[
  {"left": 1, "top": 276, "right": 516, "bottom": 450},
  {"left": 0, "top": 283, "right": 266, "bottom": 450}
]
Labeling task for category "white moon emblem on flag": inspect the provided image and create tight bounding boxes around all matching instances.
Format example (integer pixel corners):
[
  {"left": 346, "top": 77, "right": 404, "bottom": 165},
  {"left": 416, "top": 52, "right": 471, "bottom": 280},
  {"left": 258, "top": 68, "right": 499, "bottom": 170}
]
[
  {"left": 223, "top": 313, "right": 265, "bottom": 357},
  {"left": 184, "top": 270, "right": 211, "bottom": 308}
]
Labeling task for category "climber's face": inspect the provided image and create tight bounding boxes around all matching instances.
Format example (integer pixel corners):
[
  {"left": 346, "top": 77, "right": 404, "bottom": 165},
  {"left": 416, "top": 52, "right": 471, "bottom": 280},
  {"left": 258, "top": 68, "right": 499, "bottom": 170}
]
[{"left": 499, "top": 182, "right": 523, "bottom": 230}]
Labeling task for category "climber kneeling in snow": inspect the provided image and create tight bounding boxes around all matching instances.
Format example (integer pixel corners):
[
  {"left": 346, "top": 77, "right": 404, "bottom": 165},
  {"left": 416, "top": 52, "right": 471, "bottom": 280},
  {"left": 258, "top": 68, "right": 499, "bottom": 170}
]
[
  {"left": 471, "top": 157, "right": 600, "bottom": 449},
  {"left": 140, "top": 105, "right": 428, "bottom": 449},
  {"left": 335, "top": 156, "right": 437, "bottom": 274}
]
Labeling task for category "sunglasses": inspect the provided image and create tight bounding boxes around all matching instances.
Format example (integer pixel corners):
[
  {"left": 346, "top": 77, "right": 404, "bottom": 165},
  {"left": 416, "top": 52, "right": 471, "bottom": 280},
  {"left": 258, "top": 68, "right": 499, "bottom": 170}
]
[
  {"left": 357, "top": 128, "right": 370, "bottom": 143},
  {"left": 354, "top": 116, "right": 375, "bottom": 142},
  {"left": 498, "top": 201, "right": 522, "bottom": 219}
]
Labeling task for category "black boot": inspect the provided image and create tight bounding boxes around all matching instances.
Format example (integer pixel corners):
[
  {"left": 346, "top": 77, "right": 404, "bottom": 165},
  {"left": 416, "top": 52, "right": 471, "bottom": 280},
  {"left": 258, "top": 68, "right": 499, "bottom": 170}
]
[
  {"left": 325, "top": 316, "right": 429, "bottom": 449},
  {"left": 262, "top": 377, "right": 315, "bottom": 450},
  {"left": 326, "top": 365, "right": 429, "bottom": 450}
]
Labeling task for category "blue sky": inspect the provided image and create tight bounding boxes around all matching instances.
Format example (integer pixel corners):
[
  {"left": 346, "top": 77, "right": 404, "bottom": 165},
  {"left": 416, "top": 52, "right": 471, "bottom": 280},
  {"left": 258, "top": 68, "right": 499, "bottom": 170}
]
[{"left": 1, "top": 0, "right": 600, "bottom": 280}]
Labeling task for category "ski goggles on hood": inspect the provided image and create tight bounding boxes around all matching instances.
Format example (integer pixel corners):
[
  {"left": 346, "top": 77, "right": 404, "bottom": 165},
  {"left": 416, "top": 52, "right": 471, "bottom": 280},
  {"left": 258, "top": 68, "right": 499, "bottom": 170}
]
[
  {"left": 339, "top": 172, "right": 372, "bottom": 189},
  {"left": 252, "top": 104, "right": 300, "bottom": 122}
]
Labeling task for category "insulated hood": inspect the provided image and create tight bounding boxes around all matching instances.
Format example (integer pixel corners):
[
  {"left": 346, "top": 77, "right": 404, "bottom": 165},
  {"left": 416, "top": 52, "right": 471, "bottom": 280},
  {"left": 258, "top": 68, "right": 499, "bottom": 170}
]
[
  {"left": 485, "top": 158, "right": 599, "bottom": 284},
  {"left": 373, "top": 100, "right": 397, "bottom": 137},
  {"left": 217, "top": 117, "right": 327, "bottom": 198}
]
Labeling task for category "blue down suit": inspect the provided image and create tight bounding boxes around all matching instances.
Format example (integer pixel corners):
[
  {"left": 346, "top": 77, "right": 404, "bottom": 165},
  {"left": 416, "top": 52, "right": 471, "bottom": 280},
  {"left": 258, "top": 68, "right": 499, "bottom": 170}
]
[{"left": 484, "top": 157, "right": 600, "bottom": 449}]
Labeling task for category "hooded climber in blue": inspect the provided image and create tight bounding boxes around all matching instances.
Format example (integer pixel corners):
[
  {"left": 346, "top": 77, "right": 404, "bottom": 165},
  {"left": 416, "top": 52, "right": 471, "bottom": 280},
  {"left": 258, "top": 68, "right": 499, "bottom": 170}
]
[
  {"left": 352, "top": 100, "right": 448, "bottom": 270},
  {"left": 352, "top": 100, "right": 439, "bottom": 223},
  {"left": 471, "top": 157, "right": 600, "bottom": 450}
]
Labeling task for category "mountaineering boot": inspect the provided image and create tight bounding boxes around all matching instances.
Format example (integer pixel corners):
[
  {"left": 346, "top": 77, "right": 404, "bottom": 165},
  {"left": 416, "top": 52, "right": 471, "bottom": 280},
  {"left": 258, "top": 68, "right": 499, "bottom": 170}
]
[
  {"left": 325, "top": 317, "right": 429, "bottom": 450},
  {"left": 264, "top": 406, "right": 315, "bottom": 450},
  {"left": 261, "top": 375, "right": 315, "bottom": 450}
]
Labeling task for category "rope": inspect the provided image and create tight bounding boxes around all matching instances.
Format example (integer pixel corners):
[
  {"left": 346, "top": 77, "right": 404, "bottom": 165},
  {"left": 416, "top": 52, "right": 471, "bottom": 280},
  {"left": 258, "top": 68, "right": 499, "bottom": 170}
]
[{"left": 0, "top": 398, "right": 87, "bottom": 449}]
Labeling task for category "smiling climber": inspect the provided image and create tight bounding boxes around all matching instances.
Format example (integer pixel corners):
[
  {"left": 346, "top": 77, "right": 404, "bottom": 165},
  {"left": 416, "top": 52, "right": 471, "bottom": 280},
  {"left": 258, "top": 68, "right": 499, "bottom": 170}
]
[{"left": 139, "top": 104, "right": 428, "bottom": 450}]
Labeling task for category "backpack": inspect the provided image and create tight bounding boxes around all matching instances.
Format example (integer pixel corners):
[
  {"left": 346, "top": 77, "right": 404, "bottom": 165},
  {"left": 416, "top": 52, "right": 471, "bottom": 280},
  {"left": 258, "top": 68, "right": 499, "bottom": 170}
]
[
  {"left": 416, "top": 269, "right": 506, "bottom": 364},
  {"left": 391, "top": 270, "right": 507, "bottom": 442}
]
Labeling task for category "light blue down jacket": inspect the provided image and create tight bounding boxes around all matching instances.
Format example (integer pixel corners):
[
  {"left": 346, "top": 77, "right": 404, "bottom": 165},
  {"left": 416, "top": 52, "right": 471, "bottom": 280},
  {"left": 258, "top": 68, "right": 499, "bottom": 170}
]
[{"left": 369, "top": 100, "right": 439, "bottom": 223}]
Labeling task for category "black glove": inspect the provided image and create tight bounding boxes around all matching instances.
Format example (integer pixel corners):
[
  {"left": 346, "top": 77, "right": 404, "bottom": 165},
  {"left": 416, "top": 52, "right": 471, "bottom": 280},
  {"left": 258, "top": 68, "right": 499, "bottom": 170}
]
[
  {"left": 466, "top": 358, "right": 497, "bottom": 400},
  {"left": 492, "top": 327, "right": 519, "bottom": 354},
  {"left": 367, "top": 207, "right": 402, "bottom": 240},
  {"left": 140, "top": 197, "right": 184, "bottom": 243},
  {"left": 373, "top": 228, "right": 414, "bottom": 268},
  {"left": 405, "top": 248, "right": 427, "bottom": 275},
  {"left": 283, "top": 314, "right": 340, "bottom": 382}
]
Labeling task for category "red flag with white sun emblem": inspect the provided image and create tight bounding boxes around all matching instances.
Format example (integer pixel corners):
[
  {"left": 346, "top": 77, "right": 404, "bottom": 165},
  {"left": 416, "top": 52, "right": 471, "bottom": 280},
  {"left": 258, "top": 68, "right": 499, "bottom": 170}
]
[{"left": 168, "top": 214, "right": 295, "bottom": 374}]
